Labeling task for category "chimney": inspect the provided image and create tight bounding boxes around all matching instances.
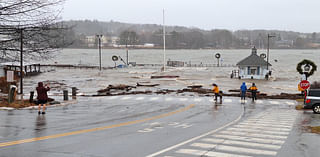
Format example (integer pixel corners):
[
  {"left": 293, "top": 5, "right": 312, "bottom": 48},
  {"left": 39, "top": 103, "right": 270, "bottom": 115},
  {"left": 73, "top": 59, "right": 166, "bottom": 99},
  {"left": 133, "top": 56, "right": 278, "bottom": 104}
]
[{"left": 251, "top": 46, "right": 257, "bottom": 55}]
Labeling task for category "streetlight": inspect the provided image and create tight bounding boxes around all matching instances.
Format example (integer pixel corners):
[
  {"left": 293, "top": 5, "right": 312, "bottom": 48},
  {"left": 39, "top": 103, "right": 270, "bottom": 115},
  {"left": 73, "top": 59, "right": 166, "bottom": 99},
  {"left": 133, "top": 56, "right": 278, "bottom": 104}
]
[
  {"left": 96, "top": 34, "right": 102, "bottom": 71},
  {"left": 304, "top": 64, "right": 311, "bottom": 80},
  {"left": 267, "top": 34, "right": 276, "bottom": 71}
]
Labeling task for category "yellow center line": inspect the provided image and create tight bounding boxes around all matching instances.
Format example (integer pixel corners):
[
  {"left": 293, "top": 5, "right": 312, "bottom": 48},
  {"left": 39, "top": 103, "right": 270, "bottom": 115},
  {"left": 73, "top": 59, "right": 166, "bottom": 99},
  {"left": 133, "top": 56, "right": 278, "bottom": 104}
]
[{"left": 0, "top": 104, "right": 195, "bottom": 148}]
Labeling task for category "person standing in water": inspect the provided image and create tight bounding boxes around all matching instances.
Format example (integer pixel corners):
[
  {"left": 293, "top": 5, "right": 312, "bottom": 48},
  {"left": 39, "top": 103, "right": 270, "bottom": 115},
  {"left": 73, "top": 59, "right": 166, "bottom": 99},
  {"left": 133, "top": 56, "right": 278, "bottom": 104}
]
[
  {"left": 240, "top": 82, "right": 247, "bottom": 103},
  {"left": 249, "top": 83, "right": 258, "bottom": 102},
  {"left": 36, "top": 82, "right": 50, "bottom": 115}
]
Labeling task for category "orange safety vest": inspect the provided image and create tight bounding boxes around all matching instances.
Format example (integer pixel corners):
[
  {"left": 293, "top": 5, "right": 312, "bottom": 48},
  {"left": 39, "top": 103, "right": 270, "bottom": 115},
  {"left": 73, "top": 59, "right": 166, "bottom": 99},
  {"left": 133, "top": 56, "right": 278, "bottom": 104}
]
[
  {"left": 213, "top": 86, "right": 219, "bottom": 94},
  {"left": 249, "top": 86, "right": 257, "bottom": 91}
]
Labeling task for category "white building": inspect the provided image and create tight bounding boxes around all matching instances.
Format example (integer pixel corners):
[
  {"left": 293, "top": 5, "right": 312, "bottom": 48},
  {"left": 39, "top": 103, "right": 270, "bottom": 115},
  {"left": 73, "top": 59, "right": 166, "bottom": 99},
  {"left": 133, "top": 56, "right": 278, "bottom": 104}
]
[{"left": 236, "top": 47, "right": 272, "bottom": 79}]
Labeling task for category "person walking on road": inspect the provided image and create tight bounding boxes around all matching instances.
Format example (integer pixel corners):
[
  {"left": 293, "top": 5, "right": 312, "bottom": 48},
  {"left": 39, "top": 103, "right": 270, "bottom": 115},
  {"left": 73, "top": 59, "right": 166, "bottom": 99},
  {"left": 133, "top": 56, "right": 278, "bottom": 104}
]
[
  {"left": 240, "top": 82, "right": 247, "bottom": 103},
  {"left": 212, "top": 84, "right": 222, "bottom": 104},
  {"left": 36, "top": 82, "right": 50, "bottom": 115},
  {"left": 249, "top": 83, "right": 258, "bottom": 102}
]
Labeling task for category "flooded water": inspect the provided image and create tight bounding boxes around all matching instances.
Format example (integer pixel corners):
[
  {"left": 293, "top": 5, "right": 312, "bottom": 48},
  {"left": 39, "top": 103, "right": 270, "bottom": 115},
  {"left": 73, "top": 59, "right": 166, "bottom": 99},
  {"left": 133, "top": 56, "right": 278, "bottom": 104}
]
[{"left": 24, "top": 49, "right": 320, "bottom": 96}]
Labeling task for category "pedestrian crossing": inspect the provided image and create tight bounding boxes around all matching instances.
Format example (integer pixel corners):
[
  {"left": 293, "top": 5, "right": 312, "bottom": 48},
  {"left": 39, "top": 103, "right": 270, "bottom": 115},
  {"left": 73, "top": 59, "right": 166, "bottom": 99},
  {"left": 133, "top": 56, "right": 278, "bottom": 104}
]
[
  {"left": 103, "top": 95, "right": 296, "bottom": 106},
  {"left": 155, "top": 109, "right": 297, "bottom": 157}
]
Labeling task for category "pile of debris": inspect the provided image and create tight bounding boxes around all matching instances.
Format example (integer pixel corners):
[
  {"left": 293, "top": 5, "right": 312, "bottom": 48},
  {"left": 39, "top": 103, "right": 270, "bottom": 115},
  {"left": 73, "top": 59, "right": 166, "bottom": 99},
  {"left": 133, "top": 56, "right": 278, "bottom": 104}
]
[{"left": 96, "top": 83, "right": 303, "bottom": 100}]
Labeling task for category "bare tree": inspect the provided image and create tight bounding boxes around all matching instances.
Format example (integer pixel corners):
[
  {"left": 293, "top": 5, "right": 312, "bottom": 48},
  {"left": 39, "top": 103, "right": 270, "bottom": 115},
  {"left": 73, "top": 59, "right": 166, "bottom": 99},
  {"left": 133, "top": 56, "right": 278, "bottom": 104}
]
[{"left": 0, "top": 0, "right": 69, "bottom": 61}]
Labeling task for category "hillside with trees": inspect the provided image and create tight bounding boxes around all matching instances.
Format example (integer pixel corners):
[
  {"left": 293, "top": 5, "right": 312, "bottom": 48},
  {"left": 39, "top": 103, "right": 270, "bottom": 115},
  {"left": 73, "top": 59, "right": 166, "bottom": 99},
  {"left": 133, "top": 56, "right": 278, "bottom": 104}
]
[{"left": 63, "top": 20, "right": 320, "bottom": 49}]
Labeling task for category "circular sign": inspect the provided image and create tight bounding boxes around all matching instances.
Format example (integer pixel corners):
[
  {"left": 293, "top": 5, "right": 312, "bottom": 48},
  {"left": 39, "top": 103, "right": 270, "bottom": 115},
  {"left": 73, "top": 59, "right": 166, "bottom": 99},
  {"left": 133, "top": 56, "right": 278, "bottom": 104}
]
[
  {"left": 299, "top": 80, "right": 310, "bottom": 90},
  {"left": 112, "top": 56, "right": 118, "bottom": 61},
  {"left": 215, "top": 53, "right": 221, "bottom": 59}
]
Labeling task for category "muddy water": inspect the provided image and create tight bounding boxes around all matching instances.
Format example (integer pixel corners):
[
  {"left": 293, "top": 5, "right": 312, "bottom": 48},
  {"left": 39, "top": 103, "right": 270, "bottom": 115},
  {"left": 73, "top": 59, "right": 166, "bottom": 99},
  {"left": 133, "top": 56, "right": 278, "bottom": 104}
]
[{"left": 23, "top": 49, "right": 320, "bottom": 96}]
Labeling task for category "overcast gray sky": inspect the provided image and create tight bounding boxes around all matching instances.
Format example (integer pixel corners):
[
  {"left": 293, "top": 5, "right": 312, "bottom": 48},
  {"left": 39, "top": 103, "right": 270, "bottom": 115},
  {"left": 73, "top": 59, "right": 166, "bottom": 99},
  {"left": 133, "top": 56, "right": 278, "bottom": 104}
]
[{"left": 62, "top": 0, "right": 320, "bottom": 33}]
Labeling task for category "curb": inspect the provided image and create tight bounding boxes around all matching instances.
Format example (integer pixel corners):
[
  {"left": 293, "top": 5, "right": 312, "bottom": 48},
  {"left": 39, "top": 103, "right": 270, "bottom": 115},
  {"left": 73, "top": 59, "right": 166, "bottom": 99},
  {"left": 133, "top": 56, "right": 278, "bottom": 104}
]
[{"left": 0, "top": 100, "right": 78, "bottom": 111}]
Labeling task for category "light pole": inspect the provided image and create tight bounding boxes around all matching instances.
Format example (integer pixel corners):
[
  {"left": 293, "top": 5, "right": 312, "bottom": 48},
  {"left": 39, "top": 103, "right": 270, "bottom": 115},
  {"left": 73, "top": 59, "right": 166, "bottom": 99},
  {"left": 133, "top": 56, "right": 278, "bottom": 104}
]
[
  {"left": 267, "top": 34, "right": 276, "bottom": 71},
  {"left": 304, "top": 64, "right": 311, "bottom": 80},
  {"left": 19, "top": 28, "right": 23, "bottom": 94},
  {"left": 96, "top": 34, "right": 102, "bottom": 71}
]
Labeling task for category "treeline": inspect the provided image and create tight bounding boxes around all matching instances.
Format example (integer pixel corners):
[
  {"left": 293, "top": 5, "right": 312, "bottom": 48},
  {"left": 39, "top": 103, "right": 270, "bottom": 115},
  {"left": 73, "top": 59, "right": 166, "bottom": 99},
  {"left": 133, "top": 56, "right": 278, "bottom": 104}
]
[{"left": 63, "top": 20, "right": 320, "bottom": 49}]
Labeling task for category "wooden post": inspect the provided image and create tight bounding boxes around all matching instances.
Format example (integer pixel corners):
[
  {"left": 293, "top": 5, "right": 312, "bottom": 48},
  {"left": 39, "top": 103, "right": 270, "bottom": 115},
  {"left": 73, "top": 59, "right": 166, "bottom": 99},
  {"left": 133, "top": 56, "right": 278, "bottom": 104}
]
[{"left": 63, "top": 90, "right": 68, "bottom": 101}]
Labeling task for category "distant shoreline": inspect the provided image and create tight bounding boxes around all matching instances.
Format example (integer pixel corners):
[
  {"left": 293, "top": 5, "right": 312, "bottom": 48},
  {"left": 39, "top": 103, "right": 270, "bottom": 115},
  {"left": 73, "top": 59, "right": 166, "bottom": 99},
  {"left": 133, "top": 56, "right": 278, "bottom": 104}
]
[{"left": 63, "top": 47, "right": 320, "bottom": 50}]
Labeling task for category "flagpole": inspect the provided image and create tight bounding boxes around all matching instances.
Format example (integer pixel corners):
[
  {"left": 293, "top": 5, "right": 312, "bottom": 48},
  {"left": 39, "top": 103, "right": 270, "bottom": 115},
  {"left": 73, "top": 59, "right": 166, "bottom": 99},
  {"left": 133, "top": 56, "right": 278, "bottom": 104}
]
[{"left": 163, "top": 9, "right": 166, "bottom": 72}]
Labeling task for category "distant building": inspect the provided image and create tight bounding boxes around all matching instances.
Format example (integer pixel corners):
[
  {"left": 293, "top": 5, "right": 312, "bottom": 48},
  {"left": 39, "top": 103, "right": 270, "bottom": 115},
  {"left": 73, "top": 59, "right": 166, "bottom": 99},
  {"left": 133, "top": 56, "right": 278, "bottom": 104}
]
[
  {"left": 236, "top": 47, "right": 272, "bottom": 79},
  {"left": 274, "top": 40, "right": 294, "bottom": 48}
]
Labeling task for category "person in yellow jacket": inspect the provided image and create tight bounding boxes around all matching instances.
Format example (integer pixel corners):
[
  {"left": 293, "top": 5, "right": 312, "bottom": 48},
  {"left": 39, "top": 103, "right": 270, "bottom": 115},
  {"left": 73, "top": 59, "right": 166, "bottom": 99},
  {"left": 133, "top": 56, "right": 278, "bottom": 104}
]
[
  {"left": 249, "top": 83, "right": 258, "bottom": 102},
  {"left": 212, "top": 84, "right": 222, "bottom": 103}
]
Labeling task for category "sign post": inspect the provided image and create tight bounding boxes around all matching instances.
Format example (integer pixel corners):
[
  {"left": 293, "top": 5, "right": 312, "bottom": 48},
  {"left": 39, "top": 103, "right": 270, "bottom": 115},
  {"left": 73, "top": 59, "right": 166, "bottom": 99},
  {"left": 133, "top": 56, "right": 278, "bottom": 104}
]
[{"left": 7, "top": 71, "right": 14, "bottom": 82}]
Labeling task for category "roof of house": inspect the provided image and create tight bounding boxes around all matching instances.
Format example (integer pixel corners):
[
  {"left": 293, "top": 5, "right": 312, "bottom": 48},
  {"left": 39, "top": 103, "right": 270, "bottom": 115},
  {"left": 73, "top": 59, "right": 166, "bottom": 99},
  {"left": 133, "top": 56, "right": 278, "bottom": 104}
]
[{"left": 236, "top": 47, "right": 272, "bottom": 67}]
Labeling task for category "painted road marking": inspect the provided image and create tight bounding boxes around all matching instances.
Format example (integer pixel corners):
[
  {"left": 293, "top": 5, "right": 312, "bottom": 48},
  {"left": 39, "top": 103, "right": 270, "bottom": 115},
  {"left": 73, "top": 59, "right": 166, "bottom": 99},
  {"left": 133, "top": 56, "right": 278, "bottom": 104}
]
[
  {"left": 0, "top": 104, "right": 195, "bottom": 148},
  {"left": 286, "top": 101, "right": 295, "bottom": 105},
  {"left": 202, "top": 138, "right": 281, "bottom": 150},
  {"left": 215, "top": 145, "right": 277, "bottom": 156},
  {"left": 212, "top": 134, "right": 285, "bottom": 145},
  {"left": 146, "top": 103, "right": 245, "bottom": 157},
  {"left": 150, "top": 97, "right": 159, "bottom": 101},
  {"left": 107, "top": 96, "right": 119, "bottom": 100},
  {"left": 269, "top": 101, "right": 280, "bottom": 105},
  {"left": 238, "top": 122, "right": 292, "bottom": 128},
  {"left": 220, "top": 131, "right": 288, "bottom": 140},
  {"left": 135, "top": 97, "right": 145, "bottom": 100},
  {"left": 256, "top": 100, "right": 263, "bottom": 104},
  {"left": 224, "top": 99, "right": 232, "bottom": 103},
  {"left": 176, "top": 149, "right": 252, "bottom": 157},
  {"left": 244, "top": 120, "right": 293, "bottom": 126},
  {"left": 179, "top": 98, "right": 188, "bottom": 102},
  {"left": 190, "top": 142, "right": 217, "bottom": 149},
  {"left": 193, "top": 98, "right": 202, "bottom": 102},
  {"left": 226, "top": 128, "right": 289, "bottom": 135},
  {"left": 165, "top": 97, "right": 173, "bottom": 101},
  {"left": 233, "top": 125, "right": 291, "bottom": 132},
  {"left": 121, "top": 96, "right": 132, "bottom": 100}
]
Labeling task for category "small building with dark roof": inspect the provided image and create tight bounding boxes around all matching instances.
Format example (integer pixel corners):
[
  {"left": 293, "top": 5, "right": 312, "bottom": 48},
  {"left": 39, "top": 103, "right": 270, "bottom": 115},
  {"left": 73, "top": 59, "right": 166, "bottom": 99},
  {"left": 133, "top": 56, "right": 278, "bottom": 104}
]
[{"left": 236, "top": 47, "right": 271, "bottom": 79}]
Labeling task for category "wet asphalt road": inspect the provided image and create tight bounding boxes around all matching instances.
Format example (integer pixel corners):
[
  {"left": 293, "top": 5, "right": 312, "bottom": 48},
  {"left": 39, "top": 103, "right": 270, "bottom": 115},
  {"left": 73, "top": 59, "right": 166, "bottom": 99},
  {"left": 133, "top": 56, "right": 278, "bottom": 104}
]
[{"left": 0, "top": 95, "right": 318, "bottom": 157}]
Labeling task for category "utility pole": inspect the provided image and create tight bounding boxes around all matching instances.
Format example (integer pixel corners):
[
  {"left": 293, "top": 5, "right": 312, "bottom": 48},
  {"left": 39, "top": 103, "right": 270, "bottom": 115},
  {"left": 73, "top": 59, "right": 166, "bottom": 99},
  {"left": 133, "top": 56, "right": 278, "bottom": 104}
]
[
  {"left": 267, "top": 34, "right": 275, "bottom": 71},
  {"left": 96, "top": 34, "right": 102, "bottom": 71},
  {"left": 163, "top": 9, "right": 166, "bottom": 72},
  {"left": 20, "top": 29, "right": 23, "bottom": 94},
  {"left": 126, "top": 35, "right": 129, "bottom": 65}
]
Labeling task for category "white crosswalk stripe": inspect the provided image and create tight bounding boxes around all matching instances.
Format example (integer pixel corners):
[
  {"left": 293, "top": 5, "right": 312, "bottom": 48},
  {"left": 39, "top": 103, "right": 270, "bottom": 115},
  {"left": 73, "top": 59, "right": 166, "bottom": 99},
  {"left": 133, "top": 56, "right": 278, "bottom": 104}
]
[
  {"left": 150, "top": 97, "right": 159, "bottom": 101},
  {"left": 176, "top": 149, "right": 252, "bottom": 157},
  {"left": 107, "top": 96, "right": 119, "bottom": 100},
  {"left": 226, "top": 128, "right": 290, "bottom": 135},
  {"left": 232, "top": 125, "right": 291, "bottom": 132},
  {"left": 211, "top": 134, "right": 285, "bottom": 145},
  {"left": 286, "top": 101, "right": 295, "bottom": 105},
  {"left": 224, "top": 99, "right": 233, "bottom": 103},
  {"left": 215, "top": 145, "right": 277, "bottom": 156},
  {"left": 179, "top": 98, "right": 188, "bottom": 101},
  {"left": 193, "top": 98, "right": 202, "bottom": 102},
  {"left": 121, "top": 96, "right": 132, "bottom": 100},
  {"left": 165, "top": 97, "right": 173, "bottom": 101},
  {"left": 201, "top": 138, "right": 282, "bottom": 150},
  {"left": 219, "top": 130, "right": 288, "bottom": 140},
  {"left": 269, "top": 101, "right": 280, "bottom": 105},
  {"left": 135, "top": 97, "right": 145, "bottom": 100}
]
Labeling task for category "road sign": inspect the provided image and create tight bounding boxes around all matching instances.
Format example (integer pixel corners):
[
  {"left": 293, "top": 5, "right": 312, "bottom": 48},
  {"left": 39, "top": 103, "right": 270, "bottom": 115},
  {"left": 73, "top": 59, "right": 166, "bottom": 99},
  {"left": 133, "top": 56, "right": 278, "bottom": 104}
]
[
  {"left": 7, "top": 71, "right": 14, "bottom": 82},
  {"left": 299, "top": 80, "right": 310, "bottom": 90}
]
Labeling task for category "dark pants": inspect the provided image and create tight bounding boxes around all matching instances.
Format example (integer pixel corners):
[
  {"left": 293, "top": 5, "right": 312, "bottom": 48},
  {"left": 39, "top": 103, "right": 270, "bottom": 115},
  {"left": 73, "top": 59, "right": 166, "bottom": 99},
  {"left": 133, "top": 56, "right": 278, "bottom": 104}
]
[
  {"left": 252, "top": 91, "right": 257, "bottom": 101},
  {"left": 241, "top": 91, "right": 246, "bottom": 100},
  {"left": 214, "top": 93, "right": 222, "bottom": 103}
]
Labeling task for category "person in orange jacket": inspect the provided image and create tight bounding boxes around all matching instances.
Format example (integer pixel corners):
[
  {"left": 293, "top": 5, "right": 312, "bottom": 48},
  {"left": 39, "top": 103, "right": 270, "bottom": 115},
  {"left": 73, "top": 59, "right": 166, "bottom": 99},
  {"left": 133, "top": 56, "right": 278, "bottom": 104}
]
[
  {"left": 212, "top": 84, "right": 222, "bottom": 103},
  {"left": 249, "top": 83, "right": 258, "bottom": 102}
]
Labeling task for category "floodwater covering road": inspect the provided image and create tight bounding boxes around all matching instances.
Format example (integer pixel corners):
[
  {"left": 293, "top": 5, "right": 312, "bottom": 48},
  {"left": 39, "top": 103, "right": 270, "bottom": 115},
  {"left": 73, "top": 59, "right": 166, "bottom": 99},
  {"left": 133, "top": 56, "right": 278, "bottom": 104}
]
[{"left": 0, "top": 95, "right": 318, "bottom": 157}]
